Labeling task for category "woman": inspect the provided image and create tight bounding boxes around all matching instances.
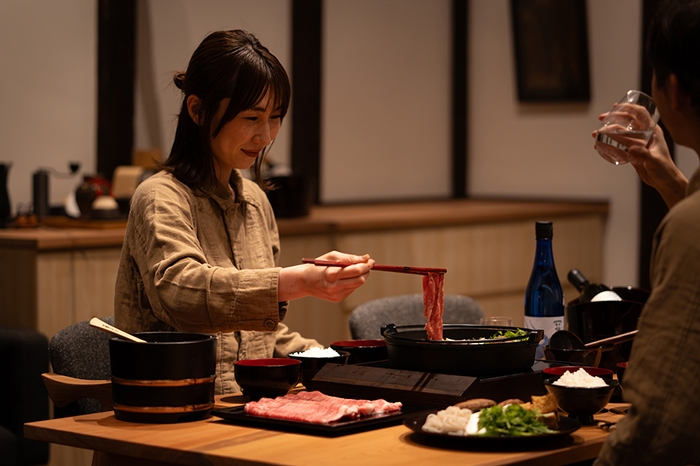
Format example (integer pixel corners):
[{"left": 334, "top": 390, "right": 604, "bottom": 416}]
[{"left": 114, "top": 30, "right": 373, "bottom": 394}]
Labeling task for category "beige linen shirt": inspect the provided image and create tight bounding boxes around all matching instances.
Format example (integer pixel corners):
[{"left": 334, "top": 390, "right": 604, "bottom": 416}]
[
  {"left": 114, "top": 170, "right": 318, "bottom": 394},
  {"left": 595, "top": 167, "right": 700, "bottom": 465}
]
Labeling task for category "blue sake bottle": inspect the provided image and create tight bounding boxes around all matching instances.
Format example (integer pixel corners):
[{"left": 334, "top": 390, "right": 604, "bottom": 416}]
[{"left": 524, "top": 221, "right": 564, "bottom": 359}]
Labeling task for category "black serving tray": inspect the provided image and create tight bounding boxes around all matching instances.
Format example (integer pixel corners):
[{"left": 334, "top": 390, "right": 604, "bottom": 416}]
[
  {"left": 403, "top": 412, "right": 582, "bottom": 450},
  {"left": 212, "top": 405, "right": 422, "bottom": 437}
]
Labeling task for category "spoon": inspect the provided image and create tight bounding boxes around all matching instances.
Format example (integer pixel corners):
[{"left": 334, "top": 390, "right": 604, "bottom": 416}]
[
  {"left": 583, "top": 330, "right": 638, "bottom": 348},
  {"left": 89, "top": 317, "right": 147, "bottom": 343},
  {"left": 549, "top": 329, "right": 638, "bottom": 350}
]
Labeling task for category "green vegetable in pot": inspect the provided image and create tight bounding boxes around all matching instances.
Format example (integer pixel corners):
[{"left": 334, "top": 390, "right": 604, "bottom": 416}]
[
  {"left": 477, "top": 404, "right": 554, "bottom": 436},
  {"left": 489, "top": 328, "right": 529, "bottom": 341}
]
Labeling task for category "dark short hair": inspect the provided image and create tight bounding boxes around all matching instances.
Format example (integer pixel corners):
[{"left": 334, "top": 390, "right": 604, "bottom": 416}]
[
  {"left": 163, "top": 30, "right": 291, "bottom": 195},
  {"left": 647, "top": 0, "right": 700, "bottom": 112}
]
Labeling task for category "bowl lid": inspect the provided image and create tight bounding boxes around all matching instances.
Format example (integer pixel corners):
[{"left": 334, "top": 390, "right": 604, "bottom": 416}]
[{"left": 331, "top": 339, "right": 387, "bottom": 348}]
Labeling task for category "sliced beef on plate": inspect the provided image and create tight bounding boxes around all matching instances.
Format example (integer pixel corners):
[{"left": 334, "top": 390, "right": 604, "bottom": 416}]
[
  {"left": 294, "top": 391, "right": 401, "bottom": 416},
  {"left": 245, "top": 398, "right": 360, "bottom": 423},
  {"left": 244, "top": 391, "right": 402, "bottom": 424}
]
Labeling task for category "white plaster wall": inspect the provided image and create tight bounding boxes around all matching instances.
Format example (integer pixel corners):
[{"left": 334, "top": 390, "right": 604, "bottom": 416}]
[
  {"left": 0, "top": 0, "right": 96, "bottom": 213},
  {"left": 321, "top": 0, "right": 452, "bottom": 202}
]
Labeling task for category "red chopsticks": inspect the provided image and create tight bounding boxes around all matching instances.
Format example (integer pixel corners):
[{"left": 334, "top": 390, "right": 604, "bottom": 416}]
[{"left": 301, "top": 258, "right": 447, "bottom": 275}]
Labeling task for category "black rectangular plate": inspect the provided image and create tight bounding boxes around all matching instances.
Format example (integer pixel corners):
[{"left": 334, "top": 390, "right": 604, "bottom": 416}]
[{"left": 212, "top": 405, "right": 422, "bottom": 437}]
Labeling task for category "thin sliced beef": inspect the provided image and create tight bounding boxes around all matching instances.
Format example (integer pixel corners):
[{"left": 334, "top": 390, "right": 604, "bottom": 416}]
[
  {"left": 244, "top": 391, "right": 402, "bottom": 424},
  {"left": 295, "top": 391, "right": 401, "bottom": 416},
  {"left": 245, "top": 397, "right": 360, "bottom": 423},
  {"left": 423, "top": 272, "right": 445, "bottom": 340}
]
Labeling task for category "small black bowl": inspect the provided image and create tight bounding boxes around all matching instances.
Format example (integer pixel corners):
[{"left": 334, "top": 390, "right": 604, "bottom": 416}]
[
  {"left": 288, "top": 350, "right": 350, "bottom": 387},
  {"left": 330, "top": 339, "right": 388, "bottom": 364},
  {"left": 544, "top": 377, "right": 619, "bottom": 425},
  {"left": 544, "top": 346, "right": 603, "bottom": 367},
  {"left": 234, "top": 358, "right": 301, "bottom": 400},
  {"left": 543, "top": 365, "right": 613, "bottom": 381}
]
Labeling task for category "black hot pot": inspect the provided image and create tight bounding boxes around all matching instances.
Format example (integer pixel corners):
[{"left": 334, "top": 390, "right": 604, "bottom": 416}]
[
  {"left": 110, "top": 332, "right": 217, "bottom": 423},
  {"left": 380, "top": 324, "right": 543, "bottom": 376}
]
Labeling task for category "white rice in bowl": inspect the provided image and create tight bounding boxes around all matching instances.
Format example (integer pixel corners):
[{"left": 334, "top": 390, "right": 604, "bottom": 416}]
[
  {"left": 552, "top": 368, "right": 608, "bottom": 388},
  {"left": 289, "top": 347, "right": 340, "bottom": 358}
]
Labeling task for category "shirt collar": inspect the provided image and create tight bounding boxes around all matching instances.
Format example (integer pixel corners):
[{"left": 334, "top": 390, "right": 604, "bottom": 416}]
[{"left": 212, "top": 170, "right": 262, "bottom": 210}]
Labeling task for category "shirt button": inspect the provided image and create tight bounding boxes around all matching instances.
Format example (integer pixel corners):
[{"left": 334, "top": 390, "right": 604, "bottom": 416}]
[{"left": 264, "top": 319, "right": 276, "bottom": 330}]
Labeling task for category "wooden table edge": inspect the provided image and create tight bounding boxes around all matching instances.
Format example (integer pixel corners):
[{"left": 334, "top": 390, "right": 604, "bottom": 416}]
[{"left": 24, "top": 399, "right": 628, "bottom": 466}]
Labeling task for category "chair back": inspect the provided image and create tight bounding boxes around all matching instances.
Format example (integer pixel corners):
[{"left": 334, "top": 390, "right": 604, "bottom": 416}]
[
  {"left": 349, "top": 294, "right": 484, "bottom": 339},
  {"left": 48, "top": 317, "right": 114, "bottom": 417}
]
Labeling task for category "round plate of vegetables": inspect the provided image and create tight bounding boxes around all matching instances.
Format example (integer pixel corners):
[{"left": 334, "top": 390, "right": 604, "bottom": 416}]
[{"left": 403, "top": 404, "right": 581, "bottom": 447}]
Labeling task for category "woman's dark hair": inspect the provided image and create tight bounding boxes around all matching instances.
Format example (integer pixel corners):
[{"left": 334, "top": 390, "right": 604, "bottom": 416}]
[
  {"left": 647, "top": 0, "right": 700, "bottom": 113},
  {"left": 163, "top": 29, "right": 291, "bottom": 195}
]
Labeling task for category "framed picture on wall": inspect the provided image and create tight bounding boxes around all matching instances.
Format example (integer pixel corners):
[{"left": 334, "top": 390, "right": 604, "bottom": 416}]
[{"left": 510, "top": 0, "right": 591, "bottom": 102}]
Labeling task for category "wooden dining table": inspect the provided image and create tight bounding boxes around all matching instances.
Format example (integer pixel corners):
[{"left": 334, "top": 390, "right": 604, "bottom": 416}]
[{"left": 24, "top": 393, "right": 627, "bottom": 466}]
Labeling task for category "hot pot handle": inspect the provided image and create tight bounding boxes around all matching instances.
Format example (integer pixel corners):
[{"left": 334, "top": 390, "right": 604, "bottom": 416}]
[
  {"left": 528, "top": 329, "right": 545, "bottom": 347},
  {"left": 380, "top": 324, "right": 397, "bottom": 337}
]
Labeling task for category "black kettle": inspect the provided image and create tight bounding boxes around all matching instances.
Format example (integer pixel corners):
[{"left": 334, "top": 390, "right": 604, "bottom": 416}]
[{"left": 0, "top": 163, "right": 10, "bottom": 228}]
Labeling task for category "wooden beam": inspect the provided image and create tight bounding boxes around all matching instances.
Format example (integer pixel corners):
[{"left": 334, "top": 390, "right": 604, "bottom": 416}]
[
  {"left": 97, "top": 0, "right": 136, "bottom": 181},
  {"left": 291, "top": 0, "right": 323, "bottom": 204},
  {"left": 452, "top": 0, "right": 468, "bottom": 198}
]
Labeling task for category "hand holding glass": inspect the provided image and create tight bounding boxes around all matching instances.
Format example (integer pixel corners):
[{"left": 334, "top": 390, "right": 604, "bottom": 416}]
[{"left": 594, "top": 90, "right": 660, "bottom": 165}]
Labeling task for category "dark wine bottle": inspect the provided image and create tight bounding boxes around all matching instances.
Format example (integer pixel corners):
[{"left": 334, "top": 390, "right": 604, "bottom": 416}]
[
  {"left": 524, "top": 221, "right": 564, "bottom": 359},
  {"left": 567, "top": 268, "right": 619, "bottom": 303}
]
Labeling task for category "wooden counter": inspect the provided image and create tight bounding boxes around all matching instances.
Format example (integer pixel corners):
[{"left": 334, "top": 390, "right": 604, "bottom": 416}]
[
  {"left": 0, "top": 198, "right": 608, "bottom": 342},
  {"left": 276, "top": 198, "right": 608, "bottom": 235},
  {"left": 0, "top": 226, "right": 126, "bottom": 250}
]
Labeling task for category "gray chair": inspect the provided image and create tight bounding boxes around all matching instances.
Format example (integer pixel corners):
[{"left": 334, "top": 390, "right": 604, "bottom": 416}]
[
  {"left": 349, "top": 294, "right": 484, "bottom": 339},
  {"left": 43, "top": 317, "right": 114, "bottom": 417}
]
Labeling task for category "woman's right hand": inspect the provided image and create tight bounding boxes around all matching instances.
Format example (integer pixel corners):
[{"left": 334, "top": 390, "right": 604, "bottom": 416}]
[
  {"left": 627, "top": 125, "right": 688, "bottom": 208},
  {"left": 278, "top": 251, "right": 374, "bottom": 303}
]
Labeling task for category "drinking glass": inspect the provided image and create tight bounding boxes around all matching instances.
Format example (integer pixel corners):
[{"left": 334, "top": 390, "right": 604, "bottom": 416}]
[
  {"left": 594, "top": 90, "right": 660, "bottom": 165},
  {"left": 479, "top": 316, "right": 513, "bottom": 327}
]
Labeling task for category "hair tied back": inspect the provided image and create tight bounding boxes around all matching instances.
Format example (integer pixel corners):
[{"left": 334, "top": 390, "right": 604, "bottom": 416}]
[{"left": 173, "top": 72, "right": 186, "bottom": 91}]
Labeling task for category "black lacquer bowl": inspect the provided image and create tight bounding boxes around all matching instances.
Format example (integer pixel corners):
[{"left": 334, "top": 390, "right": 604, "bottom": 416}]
[
  {"left": 289, "top": 351, "right": 349, "bottom": 387},
  {"left": 544, "top": 377, "right": 619, "bottom": 425},
  {"left": 542, "top": 366, "right": 613, "bottom": 380},
  {"left": 234, "top": 358, "right": 301, "bottom": 400},
  {"left": 330, "top": 339, "right": 388, "bottom": 364},
  {"left": 543, "top": 346, "right": 604, "bottom": 367}
]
